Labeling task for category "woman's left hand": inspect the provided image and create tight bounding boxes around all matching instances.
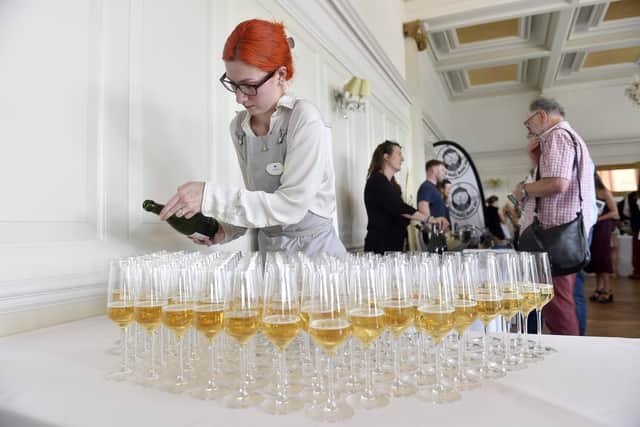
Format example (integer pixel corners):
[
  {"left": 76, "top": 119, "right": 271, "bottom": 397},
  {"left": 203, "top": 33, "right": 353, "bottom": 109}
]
[{"left": 159, "top": 181, "right": 205, "bottom": 220}]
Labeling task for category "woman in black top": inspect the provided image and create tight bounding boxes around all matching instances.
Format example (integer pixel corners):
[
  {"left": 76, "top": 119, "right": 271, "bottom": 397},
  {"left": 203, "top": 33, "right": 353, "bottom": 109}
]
[{"left": 364, "top": 141, "right": 428, "bottom": 253}]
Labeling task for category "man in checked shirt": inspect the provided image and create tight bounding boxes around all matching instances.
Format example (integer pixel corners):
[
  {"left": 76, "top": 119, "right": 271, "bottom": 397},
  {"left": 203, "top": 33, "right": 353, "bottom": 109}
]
[{"left": 513, "top": 98, "right": 596, "bottom": 336}]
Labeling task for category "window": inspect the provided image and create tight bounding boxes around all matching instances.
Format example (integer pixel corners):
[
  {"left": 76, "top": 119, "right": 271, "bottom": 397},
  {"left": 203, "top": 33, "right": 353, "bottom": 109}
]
[{"left": 596, "top": 163, "right": 639, "bottom": 196}]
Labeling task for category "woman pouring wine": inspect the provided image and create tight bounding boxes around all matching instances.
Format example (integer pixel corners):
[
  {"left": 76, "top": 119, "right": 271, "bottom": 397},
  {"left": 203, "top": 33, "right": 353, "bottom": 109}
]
[{"left": 158, "top": 19, "right": 345, "bottom": 257}]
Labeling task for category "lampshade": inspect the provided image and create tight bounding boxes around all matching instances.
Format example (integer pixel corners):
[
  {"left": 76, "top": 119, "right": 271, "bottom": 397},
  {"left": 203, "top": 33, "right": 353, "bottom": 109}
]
[
  {"left": 359, "top": 79, "right": 371, "bottom": 97},
  {"left": 343, "top": 77, "right": 362, "bottom": 96}
]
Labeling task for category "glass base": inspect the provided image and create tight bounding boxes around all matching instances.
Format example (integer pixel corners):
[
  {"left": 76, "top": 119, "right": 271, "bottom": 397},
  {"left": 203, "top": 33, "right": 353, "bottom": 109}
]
[
  {"left": 224, "top": 391, "right": 263, "bottom": 408},
  {"left": 105, "top": 367, "right": 132, "bottom": 382},
  {"left": 481, "top": 364, "right": 507, "bottom": 379},
  {"left": 346, "top": 391, "right": 390, "bottom": 410},
  {"left": 260, "top": 396, "right": 304, "bottom": 415},
  {"left": 305, "top": 400, "right": 354, "bottom": 422},
  {"left": 502, "top": 355, "right": 527, "bottom": 371},
  {"left": 390, "top": 378, "right": 417, "bottom": 397},
  {"left": 414, "top": 369, "right": 437, "bottom": 386},
  {"left": 454, "top": 371, "right": 482, "bottom": 390},
  {"left": 190, "top": 384, "right": 226, "bottom": 400},
  {"left": 418, "top": 383, "right": 461, "bottom": 404}
]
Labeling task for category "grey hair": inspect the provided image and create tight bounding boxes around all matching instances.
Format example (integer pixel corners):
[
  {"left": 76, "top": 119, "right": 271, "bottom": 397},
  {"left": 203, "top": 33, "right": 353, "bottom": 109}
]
[{"left": 529, "top": 97, "right": 565, "bottom": 117}]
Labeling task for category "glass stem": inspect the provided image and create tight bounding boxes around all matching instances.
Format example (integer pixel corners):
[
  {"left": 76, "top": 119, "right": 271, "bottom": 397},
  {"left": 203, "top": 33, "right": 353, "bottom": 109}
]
[
  {"left": 536, "top": 309, "right": 543, "bottom": 348},
  {"left": 326, "top": 355, "right": 337, "bottom": 411},
  {"left": 393, "top": 337, "right": 400, "bottom": 384},
  {"left": 121, "top": 327, "right": 129, "bottom": 373},
  {"left": 504, "top": 317, "right": 510, "bottom": 359},
  {"left": 482, "top": 324, "right": 488, "bottom": 371},
  {"left": 435, "top": 340, "right": 442, "bottom": 387},
  {"left": 523, "top": 313, "right": 529, "bottom": 355},
  {"left": 176, "top": 336, "right": 184, "bottom": 385},
  {"left": 516, "top": 311, "right": 522, "bottom": 349},
  {"left": 457, "top": 332, "right": 464, "bottom": 378},
  {"left": 363, "top": 345, "right": 373, "bottom": 398},
  {"left": 150, "top": 330, "right": 156, "bottom": 376},
  {"left": 277, "top": 349, "right": 288, "bottom": 404},
  {"left": 207, "top": 338, "right": 216, "bottom": 389},
  {"left": 239, "top": 343, "right": 249, "bottom": 398}
]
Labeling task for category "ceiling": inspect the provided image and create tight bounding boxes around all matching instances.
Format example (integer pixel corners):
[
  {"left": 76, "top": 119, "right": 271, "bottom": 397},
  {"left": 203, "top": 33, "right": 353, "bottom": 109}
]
[{"left": 404, "top": 0, "right": 640, "bottom": 99}]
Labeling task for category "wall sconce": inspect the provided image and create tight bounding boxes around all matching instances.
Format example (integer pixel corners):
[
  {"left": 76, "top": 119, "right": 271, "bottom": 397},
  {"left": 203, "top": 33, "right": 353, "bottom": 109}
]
[{"left": 334, "top": 76, "right": 370, "bottom": 118}]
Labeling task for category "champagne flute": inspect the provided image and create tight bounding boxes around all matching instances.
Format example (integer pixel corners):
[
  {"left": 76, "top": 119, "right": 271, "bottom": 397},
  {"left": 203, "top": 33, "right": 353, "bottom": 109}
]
[
  {"left": 453, "top": 254, "right": 481, "bottom": 389},
  {"left": 224, "top": 265, "right": 263, "bottom": 408},
  {"left": 346, "top": 262, "right": 389, "bottom": 409},
  {"left": 532, "top": 252, "right": 556, "bottom": 354},
  {"left": 518, "top": 253, "right": 543, "bottom": 362},
  {"left": 106, "top": 259, "right": 134, "bottom": 381},
  {"left": 306, "top": 264, "right": 354, "bottom": 422},
  {"left": 162, "top": 266, "right": 194, "bottom": 393},
  {"left": 260, "top": 262, "right": 304, "bottom": 414},
  {"left": 382, "top": 258, "right": 417, "bottom": 397},
  {"left": 416, "top": 257, "right": 460, "bottom": 403},
  {"left": 496, "top": 252, "right": 526, "bottom": 371},
  {"left": 133, "top": 260, "right": 166, "bottom": 384},
  {"left": 476, "top": 252, "right": 505, "bottom": 379},
  {"left": 191, "top": 264, "right": 226, "bottom": 400}
]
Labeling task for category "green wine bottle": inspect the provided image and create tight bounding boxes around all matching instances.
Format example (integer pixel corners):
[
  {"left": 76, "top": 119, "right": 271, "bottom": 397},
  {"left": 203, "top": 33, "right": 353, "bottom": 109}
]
[{"left": 142, "top": 200, "right": 219, "bottom": 240}]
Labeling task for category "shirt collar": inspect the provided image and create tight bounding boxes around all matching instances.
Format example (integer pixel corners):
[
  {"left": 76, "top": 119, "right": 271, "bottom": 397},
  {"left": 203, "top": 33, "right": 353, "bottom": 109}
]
[
  {"left": 539, "top": 120, "right": 570, "bottom": 140},
  {"left": 239, "top": 93, "right": 297, "bottom": 136}
]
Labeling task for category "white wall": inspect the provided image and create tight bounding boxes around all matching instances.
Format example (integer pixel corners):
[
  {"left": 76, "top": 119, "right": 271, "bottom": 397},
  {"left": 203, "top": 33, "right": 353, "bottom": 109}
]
[
  {"left": 348, "top": 0, "right": 407, "bottom": 78},
  {"left": 0, "top": 0, "right": 416, "bottom": 335}
]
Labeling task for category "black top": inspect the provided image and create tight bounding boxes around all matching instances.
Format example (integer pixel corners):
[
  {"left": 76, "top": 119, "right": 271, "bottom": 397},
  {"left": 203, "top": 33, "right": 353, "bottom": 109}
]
[
  {"left": 364, "top": 172, "right": 417, "bottom": 254},
  {"left": 485, "top": 205, "right": 505, "bottom": 240}
]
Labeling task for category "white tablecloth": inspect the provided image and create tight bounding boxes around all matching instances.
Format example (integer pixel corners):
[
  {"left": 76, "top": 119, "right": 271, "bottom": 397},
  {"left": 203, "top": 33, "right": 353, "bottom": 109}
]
[{"left": 1, "top": 316, "right": 638, "bottom": 427}]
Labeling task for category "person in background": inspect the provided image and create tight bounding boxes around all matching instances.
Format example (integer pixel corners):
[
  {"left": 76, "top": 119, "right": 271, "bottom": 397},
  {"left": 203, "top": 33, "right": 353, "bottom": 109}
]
[
  {"left": 513, "top": 97, "right": 596, "bottom": 336},
  {"left": 158, "top": 19, "right": 345, "bottom": 257},
  {"left": 363, "top": 141, "right": 431, "bottom": 253},
  {"left": 622, "top": 180, "right": 640, "bottom": 280},
  {"left": 437, "top": 179, "right": 452, "bottom": 224},
  {"left": 502, "top": 196, "right": 521, "bottom": 243},
  {"left": 417, "top": 160, "right": 450, "bottom": 231},
  {"left": 587, "top": 174, "right": 619, "bottom": 303},
  {"left": 485, "top": 195, "right": 506, "bottom": 242}
]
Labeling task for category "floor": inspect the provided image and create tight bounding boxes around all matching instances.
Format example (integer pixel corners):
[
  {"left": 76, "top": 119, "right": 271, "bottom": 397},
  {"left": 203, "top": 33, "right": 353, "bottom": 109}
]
[{"left": 584, "top": 275, "right": 640, "bottom": 338}]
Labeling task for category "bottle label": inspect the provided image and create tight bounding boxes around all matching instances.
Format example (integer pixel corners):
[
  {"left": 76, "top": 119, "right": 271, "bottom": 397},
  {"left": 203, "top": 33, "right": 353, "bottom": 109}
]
[{"left": 189, "top": 232, "right": 208, "bottom": 240}]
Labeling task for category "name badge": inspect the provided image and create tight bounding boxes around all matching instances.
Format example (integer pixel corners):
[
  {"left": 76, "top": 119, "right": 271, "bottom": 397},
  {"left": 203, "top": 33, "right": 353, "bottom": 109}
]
[{"left": 266, "top": 162, "right": 284, "bottom": 176}]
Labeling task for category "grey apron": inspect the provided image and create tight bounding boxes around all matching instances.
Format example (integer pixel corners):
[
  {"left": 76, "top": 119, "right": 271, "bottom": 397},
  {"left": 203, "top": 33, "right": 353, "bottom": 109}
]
[{"left": 234, "top": 103, "right": 346, "bottom": 258}]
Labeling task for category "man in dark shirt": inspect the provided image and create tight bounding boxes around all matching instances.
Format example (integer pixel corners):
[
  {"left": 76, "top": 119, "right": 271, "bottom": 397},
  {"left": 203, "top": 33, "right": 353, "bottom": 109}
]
[{"left": 417, "top": 160, "right": 450, "bottom": 230}]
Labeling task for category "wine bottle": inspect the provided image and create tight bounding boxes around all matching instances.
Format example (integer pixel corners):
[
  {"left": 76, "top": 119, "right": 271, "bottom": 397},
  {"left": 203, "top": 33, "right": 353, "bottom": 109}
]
[{"left": 142, "top": 200, "right": 219, "bottom": 240}]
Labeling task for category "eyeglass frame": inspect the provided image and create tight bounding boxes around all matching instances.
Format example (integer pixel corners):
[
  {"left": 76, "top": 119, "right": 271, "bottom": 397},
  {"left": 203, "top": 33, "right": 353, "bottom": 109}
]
[
  {"left": 523, "top": 110, "right": 541, "bottom": 127},
  {"left": 219, "top": 70, "right": 277, "bottom": 96}
]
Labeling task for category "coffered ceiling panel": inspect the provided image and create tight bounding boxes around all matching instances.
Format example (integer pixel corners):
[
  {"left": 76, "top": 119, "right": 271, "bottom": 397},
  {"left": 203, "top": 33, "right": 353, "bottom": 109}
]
[
  {"left": 456, "top": 18, "right": 520, "bottom": 44},
  {"left": 468, "top": 63, "right": 519, "bottom": 85},
  {"left": 409, "top": 0, "right": 640, "bottom": 99},
  {"left": 603, "top": 0, "right": 640, "bottom": 22},
  {"left": 583, "top": 46, "right": 640, "bottom": 68}
]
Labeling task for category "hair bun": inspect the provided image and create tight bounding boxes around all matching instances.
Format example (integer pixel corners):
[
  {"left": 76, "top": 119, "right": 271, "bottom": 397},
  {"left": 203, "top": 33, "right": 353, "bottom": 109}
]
[{"left": 287, "top": 36, "right": 295, "bottom": 49}]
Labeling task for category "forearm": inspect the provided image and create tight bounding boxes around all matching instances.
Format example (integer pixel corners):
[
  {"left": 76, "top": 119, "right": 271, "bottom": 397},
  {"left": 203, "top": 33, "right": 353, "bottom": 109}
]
[{"left": 524, "top": 177, "right": 568, "bottom": 198}]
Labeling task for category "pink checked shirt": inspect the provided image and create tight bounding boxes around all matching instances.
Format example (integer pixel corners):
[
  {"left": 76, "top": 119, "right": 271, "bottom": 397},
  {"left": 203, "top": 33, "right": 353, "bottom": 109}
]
[{"left": 521, "top": 121, "right": 596, "bottom": 235}]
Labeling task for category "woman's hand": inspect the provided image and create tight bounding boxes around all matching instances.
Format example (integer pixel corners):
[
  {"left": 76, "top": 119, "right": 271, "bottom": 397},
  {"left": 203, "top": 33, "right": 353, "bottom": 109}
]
[
  {"left": 159, "top": 181, "right": 205, "bottom": 220},
  {"left": 188, "top": 226, "right": 225, "bottom": 246}
]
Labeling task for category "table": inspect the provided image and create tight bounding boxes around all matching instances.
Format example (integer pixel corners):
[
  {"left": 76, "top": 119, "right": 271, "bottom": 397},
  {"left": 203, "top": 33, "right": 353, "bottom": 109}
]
[{"left": 1, "top": 316, "right": 638, "bottom": 427}]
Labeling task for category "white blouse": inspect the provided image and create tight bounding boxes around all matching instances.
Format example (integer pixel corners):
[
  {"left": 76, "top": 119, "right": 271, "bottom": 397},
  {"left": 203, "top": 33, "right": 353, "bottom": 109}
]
[{"left": 200, "top": 94, "right": 338, "bottom": 239}]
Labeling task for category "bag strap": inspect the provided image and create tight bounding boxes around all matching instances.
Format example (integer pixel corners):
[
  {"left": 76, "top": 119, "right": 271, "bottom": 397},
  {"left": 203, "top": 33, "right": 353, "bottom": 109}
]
[{"left": 534, "top": 127, "right": 583, "bottom": 215}]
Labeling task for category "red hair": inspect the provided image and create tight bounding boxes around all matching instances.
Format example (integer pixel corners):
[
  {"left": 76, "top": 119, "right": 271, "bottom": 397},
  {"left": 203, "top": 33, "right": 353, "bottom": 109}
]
[{"left": 223, "top": 19, "right": 294, "bottom": 80}]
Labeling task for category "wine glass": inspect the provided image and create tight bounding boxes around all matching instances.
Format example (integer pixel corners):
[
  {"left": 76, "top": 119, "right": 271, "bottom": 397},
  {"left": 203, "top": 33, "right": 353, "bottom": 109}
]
[
  {"left": 476, "top": 251, "right": 505, "bottom": 379},
  {"left": 306, "top": 264, "right": 354, "bottom": 422},
  {"left": 346, "top": 262, "right": 389, "bottom": 409},
  {"left": 452, "top": 254, "right": 481, "bottom": 389},
  {"left": 191, "top": 263, "right": 226, "bottom": 400},
  {"left": 224, "top": 264, "right": 263, "bottom": 408},
  {"left": 260, "top": 262, "right": 304, "bottom": 414},
  {"left": 532, "top": 252, "right": 556, "bottom": 354},
  {"left": 496, "top": 252, "right": 526, "bottom": 371},
  {"left": 161, "top": 266, "right": 194, "bottom": 393},
  {"left": 518, "top": 253, "right": 543, "bottom": 362},
  {"left": 382, "top": 258, "right": 417, "bottom": 397},
  {"left": 416, "top": 256, "right": 460, "bottom": 403},
  {"left": 106, "top": 259, "right": 134, "bottom": 381},
  {"left": 133, "top": 260, "right": 166, "bottom": 384}
]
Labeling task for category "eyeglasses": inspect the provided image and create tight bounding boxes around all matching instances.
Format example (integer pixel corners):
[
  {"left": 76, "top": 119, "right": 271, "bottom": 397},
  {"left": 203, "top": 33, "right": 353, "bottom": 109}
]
[
  {"left": 219, "top": 70, "right": 276, "bottom": 96},
  {"left": 523, "top": 110, "right": 540, "bottom": 127}
]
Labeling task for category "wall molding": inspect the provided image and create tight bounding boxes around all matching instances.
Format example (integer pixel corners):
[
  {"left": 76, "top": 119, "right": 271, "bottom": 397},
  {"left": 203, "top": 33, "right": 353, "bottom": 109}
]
[{"left": 0, "top": 273, "right": 105, "bottom": 314}]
